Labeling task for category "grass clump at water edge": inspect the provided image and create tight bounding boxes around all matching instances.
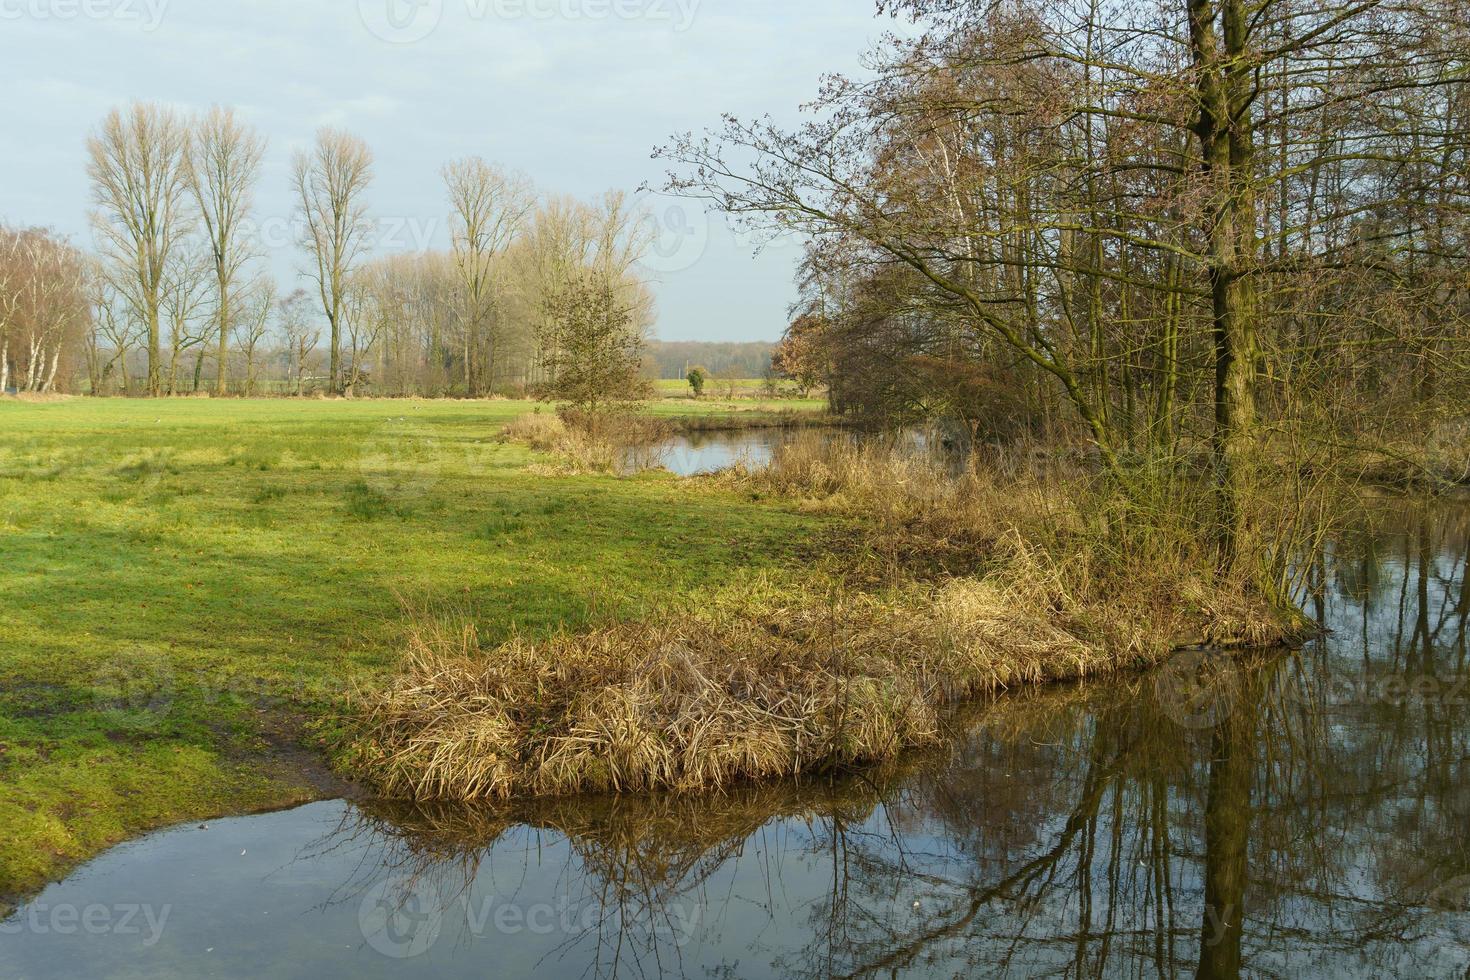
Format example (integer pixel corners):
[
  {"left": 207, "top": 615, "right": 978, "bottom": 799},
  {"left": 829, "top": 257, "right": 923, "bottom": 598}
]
[{"left": 339, "top": 436, "right": 1300, "bottom": 802}]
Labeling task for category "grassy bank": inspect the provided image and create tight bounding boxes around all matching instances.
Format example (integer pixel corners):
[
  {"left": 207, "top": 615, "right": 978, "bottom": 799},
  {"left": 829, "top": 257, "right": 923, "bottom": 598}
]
[
  {"left": 340, "top": 434, "right": 1301, "bottom": 802},
  {"left": 0, "top": 395, "right": 827, "bottom": 901}
]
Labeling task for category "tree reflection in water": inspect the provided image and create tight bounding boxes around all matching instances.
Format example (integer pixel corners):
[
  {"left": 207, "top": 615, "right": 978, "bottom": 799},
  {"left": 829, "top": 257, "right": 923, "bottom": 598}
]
[{"left": 333, "top": 504, "right": 1470, "bottom": 979}]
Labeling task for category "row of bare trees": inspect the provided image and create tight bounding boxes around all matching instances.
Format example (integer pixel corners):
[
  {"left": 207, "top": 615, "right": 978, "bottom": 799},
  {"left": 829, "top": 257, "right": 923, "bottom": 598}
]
[
  {"left": 305, "top": 188, "right": 655, "bottom": 398},
  {"left": 664, "top": 0, "right": 1470, "bottom": 581},
  {"left": 45, "top": 101, "right": 657, "bottom": 399}
]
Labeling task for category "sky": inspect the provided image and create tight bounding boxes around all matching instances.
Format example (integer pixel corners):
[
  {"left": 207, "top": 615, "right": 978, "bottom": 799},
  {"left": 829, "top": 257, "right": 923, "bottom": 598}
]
[{"left": 0, "top": 0, "right": 902, "bottom": 343}]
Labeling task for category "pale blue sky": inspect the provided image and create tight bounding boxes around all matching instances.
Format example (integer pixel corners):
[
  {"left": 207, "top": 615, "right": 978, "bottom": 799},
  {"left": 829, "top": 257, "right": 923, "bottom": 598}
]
[{"left": 0, "top": 0, "right": 899, "bottom": 343}]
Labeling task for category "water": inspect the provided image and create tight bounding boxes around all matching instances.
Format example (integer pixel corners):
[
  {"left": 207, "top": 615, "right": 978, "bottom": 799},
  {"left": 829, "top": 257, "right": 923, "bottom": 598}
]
[
  {"left": 634, "top": 429, "right": 792, "bottom": 476},
  {"left": 4, "top": 505, "right": 1469, "bottom": 978},
  {"left": 639, "top": 427, "right": 954, "bottom": 477}
]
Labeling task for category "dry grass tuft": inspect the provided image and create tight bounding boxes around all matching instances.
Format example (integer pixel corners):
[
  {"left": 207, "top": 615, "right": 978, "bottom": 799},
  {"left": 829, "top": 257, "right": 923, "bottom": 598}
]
[
  {"left": 343, "top": 432, "right": 1305, "bottom": 803},
  {"left": 502, "top": 408, "right": 671, "bottom": 475},
  {"left": 500, "top": 411, "right": 568, "bottom": 451},
  {"left": 340, "top": 556, "right": 1282, "bottom": 801}
]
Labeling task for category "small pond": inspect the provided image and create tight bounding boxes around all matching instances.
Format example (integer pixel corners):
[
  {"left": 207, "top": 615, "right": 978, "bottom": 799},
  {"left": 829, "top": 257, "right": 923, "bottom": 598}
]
[
  {"left": 4, "top": 505, "right": 1470, "bottom": 978},
  {"left": 635, "top": 427, "right": 957, "bottom": 477},
  {"left": 636, "top": 428, "right": 791, "bottom": 476}
]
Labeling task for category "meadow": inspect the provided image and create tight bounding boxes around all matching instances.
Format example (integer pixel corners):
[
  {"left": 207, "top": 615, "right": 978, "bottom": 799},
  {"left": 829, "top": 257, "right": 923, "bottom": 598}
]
[{"left": 0, "top": 395, "right": 828, "bottom": 902}]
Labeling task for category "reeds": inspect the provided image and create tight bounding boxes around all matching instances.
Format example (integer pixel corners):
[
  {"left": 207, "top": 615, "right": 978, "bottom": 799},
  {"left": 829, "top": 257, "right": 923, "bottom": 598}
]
[
  {"left": 502, "top": 408, "right": 672, "bottom": 475},
  {"left": 342, "top": 560, "right": 1289, "bottom": 801},
  {"left": 343, "top": 431, "right": 1303, "bottom": 802}
]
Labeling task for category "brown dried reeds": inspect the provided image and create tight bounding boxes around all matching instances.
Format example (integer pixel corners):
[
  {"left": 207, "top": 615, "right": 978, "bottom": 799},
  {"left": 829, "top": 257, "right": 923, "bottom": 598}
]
[
  {"left": 340, "top": 552, "right": 1283, "bottom": 802},
  {"left": 502, "top": 408, "right": 672, "bottom": 475},
  {"left": 343, "top": 432, "right": 1303, "bottom": 803}
]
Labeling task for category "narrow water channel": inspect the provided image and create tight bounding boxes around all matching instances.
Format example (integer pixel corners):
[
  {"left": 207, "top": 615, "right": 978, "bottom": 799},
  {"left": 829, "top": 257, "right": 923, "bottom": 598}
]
[{"left": 4, "top": 504, "right": 1468, "bottom": 978}]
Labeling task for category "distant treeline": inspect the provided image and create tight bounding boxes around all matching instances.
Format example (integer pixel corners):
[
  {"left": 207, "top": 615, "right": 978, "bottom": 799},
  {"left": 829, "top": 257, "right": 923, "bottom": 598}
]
[{"left": 645, "top": 341, "right": 773, "bottom": 381}]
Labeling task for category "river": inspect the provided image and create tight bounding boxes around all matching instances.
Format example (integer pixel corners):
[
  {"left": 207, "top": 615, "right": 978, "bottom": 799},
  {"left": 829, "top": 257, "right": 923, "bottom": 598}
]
[{"left": 3, "top": 504, "right": 1467, "bottom": 977}]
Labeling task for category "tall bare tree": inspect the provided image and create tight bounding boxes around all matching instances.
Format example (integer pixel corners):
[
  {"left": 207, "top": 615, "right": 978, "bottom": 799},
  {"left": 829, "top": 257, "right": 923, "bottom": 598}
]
[
  {"left": 443, "top": 157, "right": 533, "bottom": 396},
  {"left": 188, "top": 106, "right": 266, "bottom": 396},
  {"left": 293, "top": 127, "right": 373, "bottom": 394},
  {"left": 87, "top": 102, "right": 194, "bottom": 397}
]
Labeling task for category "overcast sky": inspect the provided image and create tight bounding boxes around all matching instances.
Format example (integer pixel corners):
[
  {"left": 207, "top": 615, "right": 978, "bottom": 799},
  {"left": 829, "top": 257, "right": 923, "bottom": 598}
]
[{"left": 0, "top": 0, "right": 901, "bottom": 343}]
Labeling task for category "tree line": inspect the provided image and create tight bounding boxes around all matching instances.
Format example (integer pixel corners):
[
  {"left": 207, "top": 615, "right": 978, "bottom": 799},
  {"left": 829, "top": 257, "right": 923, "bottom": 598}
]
[{"left": 1, "top": 102, "right": 658, "bottom": 399}]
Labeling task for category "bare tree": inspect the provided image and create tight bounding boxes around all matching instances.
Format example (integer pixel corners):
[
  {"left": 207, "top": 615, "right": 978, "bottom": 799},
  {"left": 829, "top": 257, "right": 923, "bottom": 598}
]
[
  {"left": 0, "top": 231, "right": 19, "bottom": 394},
  {"left": 293, "top": 127, "right": 373, "bottom": 394},
  {"left": 340, "top": 270, "right": 384, "bottom": 397},
  {"left": 232, "top": 275, "right": 275, "bottom": 397},
  {"left": 87, "top": 102, "right": 194, "bottom": 397},
  {"left": 160, "top": 249, "right": 213, "bottom": 395},
  {"left": 443, "top": 157, "right": 533, "bottom": 396},
  {"left": 188, "top": 106, "right": 266, "bottom": 396},
  {"left": 90, "top": 264, "right": 141, "bottom": 395},
  {"left": 277, "top": 287, "right": 319, "bottom": 397}
]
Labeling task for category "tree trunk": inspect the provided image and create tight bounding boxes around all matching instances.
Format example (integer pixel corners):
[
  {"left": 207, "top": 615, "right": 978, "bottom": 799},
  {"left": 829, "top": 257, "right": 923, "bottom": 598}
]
[
  {"left": 328, "top": 304, "right": 340, "bottom": 395},
  {"left": 192, "top": 345, "right": 206, "bottom": 393},
  {"left": 42, "top": 348, "right": 60, "bottom": 393},
  {"left": 147, "top": 303, "right": 162, "bottom": 397},
  {"left": 216, "top": 276, "right": 230, "bottom": 396},
  {"left": 1191, "top": 0, "right": 1260, "bottom": 572}
]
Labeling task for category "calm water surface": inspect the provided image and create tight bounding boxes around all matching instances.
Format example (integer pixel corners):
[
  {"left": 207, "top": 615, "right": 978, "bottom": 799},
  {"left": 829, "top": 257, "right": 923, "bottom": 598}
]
[
  {"left": 4, "top": 505, "right": 1469, "bottom": 978},
  {"left": 635, "top": 429, "right": 790, "bottom": 476},
  {"left": 645, "top": 427, "right": 967, "bottom": 477}
]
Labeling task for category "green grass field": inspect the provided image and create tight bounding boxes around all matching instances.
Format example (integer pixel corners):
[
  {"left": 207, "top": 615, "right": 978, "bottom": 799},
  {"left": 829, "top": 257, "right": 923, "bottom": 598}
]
[{"left": 0, "top": 395, "right": 829, "bottom": 901}]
